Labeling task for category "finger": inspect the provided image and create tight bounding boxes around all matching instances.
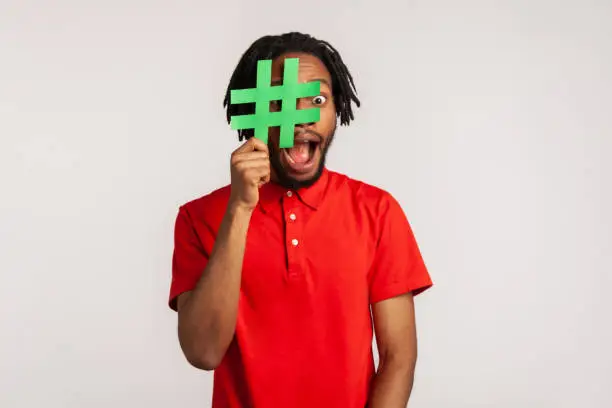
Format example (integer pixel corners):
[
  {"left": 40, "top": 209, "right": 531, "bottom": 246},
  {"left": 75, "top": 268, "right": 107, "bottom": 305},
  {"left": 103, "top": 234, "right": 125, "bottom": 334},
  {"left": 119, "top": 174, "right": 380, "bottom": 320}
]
[
  {"left": 259, "top": 167, "right": 271, "bottom": 185},
  {"left": 250, "top": 137, "right": 269, "bottom": 154},
  {"left": 231, "top": 151, "right": 269, "bottom": 164},
  {"left": 244, "top": 166, "right": 271, "bottom": 186},
  {"left": 232, "top": 137, "right": 269, "bottom": 155},
  {"left": 259, "top": 171, "right": 271, "bottom": 186},
  {"left": 234, "top": 158, "right": 270, "bottom": 172}
]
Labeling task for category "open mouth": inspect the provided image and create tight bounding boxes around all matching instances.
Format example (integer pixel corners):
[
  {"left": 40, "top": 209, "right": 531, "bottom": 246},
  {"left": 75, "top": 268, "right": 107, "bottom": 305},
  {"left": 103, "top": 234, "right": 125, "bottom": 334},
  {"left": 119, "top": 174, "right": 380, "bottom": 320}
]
[{"left": 282, "top": 139, "right": 319, "bottom": 173}]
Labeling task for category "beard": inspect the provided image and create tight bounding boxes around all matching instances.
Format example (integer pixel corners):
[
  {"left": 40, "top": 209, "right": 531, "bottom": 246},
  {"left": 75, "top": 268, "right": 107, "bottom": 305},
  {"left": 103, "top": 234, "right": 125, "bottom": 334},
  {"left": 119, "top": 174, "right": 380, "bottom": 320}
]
[{"left": 268, "top": 126, "right": 336, "bottom": 190}]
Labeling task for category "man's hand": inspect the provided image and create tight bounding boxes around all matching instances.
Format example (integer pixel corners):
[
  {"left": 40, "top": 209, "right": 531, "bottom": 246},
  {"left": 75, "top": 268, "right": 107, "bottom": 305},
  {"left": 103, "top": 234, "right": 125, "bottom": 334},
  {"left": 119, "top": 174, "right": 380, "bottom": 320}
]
[{"left": 229, "top": 137, "right": 270, "bottom": 212}]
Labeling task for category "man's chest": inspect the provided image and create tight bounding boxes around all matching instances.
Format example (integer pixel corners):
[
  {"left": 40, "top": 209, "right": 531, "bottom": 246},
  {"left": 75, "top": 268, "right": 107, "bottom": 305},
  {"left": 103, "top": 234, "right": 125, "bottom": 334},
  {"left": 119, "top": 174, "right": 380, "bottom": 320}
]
[{"left": 238, "top": 202, "right": 377, "bottom": 311}]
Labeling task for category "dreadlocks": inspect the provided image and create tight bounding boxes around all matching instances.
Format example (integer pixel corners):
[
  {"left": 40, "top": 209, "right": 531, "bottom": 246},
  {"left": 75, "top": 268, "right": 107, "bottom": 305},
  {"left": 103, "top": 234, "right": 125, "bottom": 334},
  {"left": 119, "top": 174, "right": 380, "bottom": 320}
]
[{"left": 222, "top": 32, "right": 361, "bottom": 141}]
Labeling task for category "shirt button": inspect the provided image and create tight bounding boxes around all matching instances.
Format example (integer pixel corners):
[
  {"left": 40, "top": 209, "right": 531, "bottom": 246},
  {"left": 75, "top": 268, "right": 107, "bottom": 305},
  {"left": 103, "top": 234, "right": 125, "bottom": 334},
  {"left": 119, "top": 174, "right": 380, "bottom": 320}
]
[
  {"left": 286, "top": 191, "right": 293, "bottom": 197},
  {"left": 291, "top": 238, "right": 299, "bottom": 247},
  {"left": 289, "top": 213, "right": 296, "bottom": 221}
]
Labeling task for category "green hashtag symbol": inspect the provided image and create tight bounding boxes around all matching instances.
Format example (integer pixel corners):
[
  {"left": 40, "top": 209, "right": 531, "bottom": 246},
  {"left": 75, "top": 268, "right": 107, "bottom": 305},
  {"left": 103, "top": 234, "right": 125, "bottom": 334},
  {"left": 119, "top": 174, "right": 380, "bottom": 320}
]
[{"left": 229, "top": 58, "right": 321, "bottom": 148}]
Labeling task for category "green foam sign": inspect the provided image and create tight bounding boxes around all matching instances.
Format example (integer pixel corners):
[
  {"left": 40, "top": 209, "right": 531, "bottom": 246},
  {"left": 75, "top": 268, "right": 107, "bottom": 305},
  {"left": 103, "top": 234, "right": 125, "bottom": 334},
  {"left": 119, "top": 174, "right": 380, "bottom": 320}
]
[{"left": 229, "top": 58, "right": 321, "bottom": 148}]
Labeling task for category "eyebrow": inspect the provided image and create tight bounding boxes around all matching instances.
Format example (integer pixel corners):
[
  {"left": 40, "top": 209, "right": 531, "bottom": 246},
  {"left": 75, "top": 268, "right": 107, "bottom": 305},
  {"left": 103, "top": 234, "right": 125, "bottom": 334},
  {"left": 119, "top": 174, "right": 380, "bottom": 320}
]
[{"left": 271, "top": 78, "right": 331, "bottom": 88}]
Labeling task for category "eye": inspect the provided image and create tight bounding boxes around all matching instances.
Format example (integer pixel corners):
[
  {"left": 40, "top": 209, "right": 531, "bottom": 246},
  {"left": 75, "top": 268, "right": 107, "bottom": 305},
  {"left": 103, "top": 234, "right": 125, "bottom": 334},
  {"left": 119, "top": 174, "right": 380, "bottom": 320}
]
[{"left": 311, "top": 95, "right": 327, "bottom": 105}]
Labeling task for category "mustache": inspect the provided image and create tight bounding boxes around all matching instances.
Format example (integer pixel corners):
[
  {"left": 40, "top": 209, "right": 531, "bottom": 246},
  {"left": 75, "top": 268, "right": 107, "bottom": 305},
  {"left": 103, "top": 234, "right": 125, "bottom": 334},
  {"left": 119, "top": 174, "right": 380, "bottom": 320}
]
[{"left": 294, "top": 129, "right": 324, "bottom": 143}]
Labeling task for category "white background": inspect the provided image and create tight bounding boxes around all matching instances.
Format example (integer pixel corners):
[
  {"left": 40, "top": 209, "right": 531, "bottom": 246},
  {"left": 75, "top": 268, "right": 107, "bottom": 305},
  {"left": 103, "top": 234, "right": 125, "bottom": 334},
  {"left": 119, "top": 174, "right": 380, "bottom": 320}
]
[{"left": 1, "top": 1, "right": 610, "bottom": 407}]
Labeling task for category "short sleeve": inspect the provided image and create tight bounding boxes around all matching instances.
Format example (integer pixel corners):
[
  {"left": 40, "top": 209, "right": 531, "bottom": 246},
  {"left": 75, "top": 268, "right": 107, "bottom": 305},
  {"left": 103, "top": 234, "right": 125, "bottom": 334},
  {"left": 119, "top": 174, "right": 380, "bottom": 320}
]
[
  {"left": 168, "top": 205, "right": 214, "bottom": 311},
  {"left": 367, "top": 194, "right": 433, "bottom": 304}
]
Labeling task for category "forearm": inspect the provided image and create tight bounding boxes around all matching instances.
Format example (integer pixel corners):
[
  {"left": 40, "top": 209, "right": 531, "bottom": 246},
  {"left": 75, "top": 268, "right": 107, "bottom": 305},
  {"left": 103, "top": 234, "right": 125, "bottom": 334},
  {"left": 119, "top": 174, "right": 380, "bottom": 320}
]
[
  {"left": 178, "top": 204, "right": 252, "bottom": 369},
  {"left": 367, "top": 355, "right": 416, "bottom": 408}
]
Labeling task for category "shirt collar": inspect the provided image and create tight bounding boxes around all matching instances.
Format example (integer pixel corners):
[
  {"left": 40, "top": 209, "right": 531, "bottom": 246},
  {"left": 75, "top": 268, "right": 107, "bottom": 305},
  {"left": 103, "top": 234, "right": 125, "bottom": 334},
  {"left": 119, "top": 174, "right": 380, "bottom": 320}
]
[{"left": 258, "top": 167, "right": 330, "bottom": 213}]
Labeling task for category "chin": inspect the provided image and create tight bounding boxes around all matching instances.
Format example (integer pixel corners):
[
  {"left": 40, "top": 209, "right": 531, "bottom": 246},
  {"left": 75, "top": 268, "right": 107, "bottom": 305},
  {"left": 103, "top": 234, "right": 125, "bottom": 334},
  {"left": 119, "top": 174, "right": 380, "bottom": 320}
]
[
  {"left": 291, "top": 171, "right": 318, "bottom": 181},
  {"left": 272, "top": 152, "right": 325, "bottom": 190}
]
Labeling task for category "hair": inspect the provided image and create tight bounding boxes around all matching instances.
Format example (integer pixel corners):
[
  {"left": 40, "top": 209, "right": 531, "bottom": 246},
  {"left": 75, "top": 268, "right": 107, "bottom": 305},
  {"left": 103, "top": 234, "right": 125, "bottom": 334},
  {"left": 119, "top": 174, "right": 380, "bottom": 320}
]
[{"left": 223, "top": 32, "right": 361, "bottom": 141}]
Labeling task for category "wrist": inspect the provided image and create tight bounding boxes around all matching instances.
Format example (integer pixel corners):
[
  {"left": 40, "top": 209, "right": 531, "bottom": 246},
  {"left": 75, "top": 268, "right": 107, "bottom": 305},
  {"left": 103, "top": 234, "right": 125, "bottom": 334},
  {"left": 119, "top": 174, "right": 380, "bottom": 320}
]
[{"left": 226, "top": 200, "right": 255, "bottom": 220}]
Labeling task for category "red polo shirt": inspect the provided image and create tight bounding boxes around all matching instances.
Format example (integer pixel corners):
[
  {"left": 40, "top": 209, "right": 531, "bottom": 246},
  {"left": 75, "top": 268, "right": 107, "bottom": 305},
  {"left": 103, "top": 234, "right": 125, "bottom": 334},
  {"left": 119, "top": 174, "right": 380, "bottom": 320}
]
[{"left": 169, "top": 167, "right": 432, "bottom": 408}]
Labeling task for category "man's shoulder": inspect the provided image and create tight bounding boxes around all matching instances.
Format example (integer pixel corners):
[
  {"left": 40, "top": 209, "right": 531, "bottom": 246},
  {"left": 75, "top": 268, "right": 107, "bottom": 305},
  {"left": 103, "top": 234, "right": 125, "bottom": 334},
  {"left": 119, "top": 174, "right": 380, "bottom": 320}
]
[
  {"left": 328, "top": 169, "right": 397, "bottom": 209},
  {"left": 177, "top": 184, "right": 232, "bottom": 225},
  {"left": 329, "top": 170, "right": 412, "bottom": 233}
]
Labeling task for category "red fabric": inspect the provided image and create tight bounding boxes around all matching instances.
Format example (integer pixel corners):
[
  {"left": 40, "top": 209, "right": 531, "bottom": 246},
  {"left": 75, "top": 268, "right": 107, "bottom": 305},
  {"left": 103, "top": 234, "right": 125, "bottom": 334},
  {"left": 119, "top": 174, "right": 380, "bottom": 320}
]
[{"left": 169, "top": 168, "right": 432, "bottom": 408}]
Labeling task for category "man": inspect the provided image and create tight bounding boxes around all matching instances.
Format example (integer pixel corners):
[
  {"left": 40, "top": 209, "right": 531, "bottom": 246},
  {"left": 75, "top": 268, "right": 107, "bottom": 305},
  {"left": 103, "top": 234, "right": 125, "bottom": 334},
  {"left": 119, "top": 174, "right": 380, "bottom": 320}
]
[{"left": 168, "top": 32, "right": 433, "bottom": 407}]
